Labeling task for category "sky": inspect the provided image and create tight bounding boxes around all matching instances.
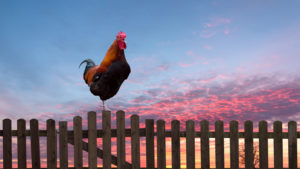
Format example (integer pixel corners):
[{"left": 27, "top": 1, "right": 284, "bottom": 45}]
[{"left": 0, "top": 0, "right": 300, "bottom": 168}]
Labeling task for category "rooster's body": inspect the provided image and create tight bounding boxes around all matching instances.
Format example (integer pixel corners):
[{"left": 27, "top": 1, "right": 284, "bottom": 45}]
[{"left": 79, "top": 32, "right": 130, "bottom": 101}]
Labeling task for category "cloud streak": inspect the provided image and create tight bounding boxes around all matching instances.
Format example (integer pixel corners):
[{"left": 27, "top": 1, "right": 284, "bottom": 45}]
[{"left": 199, "top": 17, "right": 232, "bottom": 38}]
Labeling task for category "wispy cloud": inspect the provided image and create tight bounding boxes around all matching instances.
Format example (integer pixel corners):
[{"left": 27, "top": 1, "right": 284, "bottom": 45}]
[
  {"left": 198, "top": 17, "right": 232, "bottom": 38},
  {"left": 199, "top": 30, "right": 217, "bottom": 38},
  {"left": 224, "top": 28, "right": 230, "bottom": 35},
  {"left": 203, "top": 45, "right": 213, "bottom": 50},
  {"left": 203, "top": 17, "right": 231, "bottom": 28}
]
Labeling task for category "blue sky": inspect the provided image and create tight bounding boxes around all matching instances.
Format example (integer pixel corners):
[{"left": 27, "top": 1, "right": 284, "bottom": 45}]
[
  {"left": 1, "top": 1, "right": 300, "bottom": 168},
  {"left": 0, "top": 0, "right": 300, "bottom": 123}
]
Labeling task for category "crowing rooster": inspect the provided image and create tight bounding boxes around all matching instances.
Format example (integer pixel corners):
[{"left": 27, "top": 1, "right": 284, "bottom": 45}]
[{"left": 79, "top": 31, "right": 131, "bottom": 104}]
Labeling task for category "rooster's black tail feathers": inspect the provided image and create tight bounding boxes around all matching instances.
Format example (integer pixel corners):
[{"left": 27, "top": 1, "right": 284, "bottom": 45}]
[{"left": 79, "top": 59, "right": 96, "bottom": 83}]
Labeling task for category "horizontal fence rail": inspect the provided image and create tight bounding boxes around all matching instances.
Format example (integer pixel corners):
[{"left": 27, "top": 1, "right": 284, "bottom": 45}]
[
  {"left": 0, "top": 110, "right": 299, "bottom": 169},
  {"left": 2, "top": 129, "right": 300, "bottom": 138}
]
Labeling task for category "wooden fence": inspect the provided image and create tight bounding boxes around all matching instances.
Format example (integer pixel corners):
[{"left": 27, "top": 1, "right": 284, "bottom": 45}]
[{"left": 0, "top": 110, "right": 299, "bottom": 169}]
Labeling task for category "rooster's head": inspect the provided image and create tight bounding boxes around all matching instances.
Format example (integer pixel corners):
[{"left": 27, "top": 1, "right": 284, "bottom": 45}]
[{"left": 116, "top": 31, "right": 127, "bottom": 50}]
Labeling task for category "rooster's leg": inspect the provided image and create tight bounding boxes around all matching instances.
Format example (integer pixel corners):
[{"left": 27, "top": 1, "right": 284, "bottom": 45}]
[{"left": 102, "top": 100, "right": 105, "bottom": 111}]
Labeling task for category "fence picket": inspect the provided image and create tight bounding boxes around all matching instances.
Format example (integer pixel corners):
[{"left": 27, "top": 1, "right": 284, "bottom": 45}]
[
  {"left": 259, "top": 121, "right": 268, "bottom": 169},
  {"left": 200, "top": 120, "right": 209, "bottom": 169},
  {"left": 157, "top": 120, "right": 166, "bottom": 169},
  {"left": 103, "top": 110, "right": 111, "bottom": 169},
  {"left": 172, "top": 120, "right": 180, "bottom": 169},
  {"left": 215, "top": 120, "right": 224, "bottom": 169},
  {"left": 288, "top": 121, "right": 297, "bottom": 169},
  {"left": 131, "top": 115, "right": 140, "bottom": 169},
  {"left": 59, "top": 121, "right": 68, "bottom": 169},
  {"left": 273, "top": 121, "right": 283, "bottom": 169},
  {"left": 47, "top": 119, "right": 57, "bottom": 169},
  {"left": 146, "top": 119, "right": 154, "bottom": 169},
  {"left": 117, "top": 110, "right": 126, "bottom": 169},
  {"left": 244, "top": 120, "right": 254, "bottom": 169},
  {"left": 74, "top": 116, "right": 83, "bottom": 169},
  {"left": 17, "top": 119, "right": 27, "bottom": 169},
  {"left": 230, "top": 120, "right": 238, "bottom": 169},
  {"left": 186, "top": 120, "right": 195, "bottom": 169},
  {"left": 30, "top": 119, "right": 41, "bottom": 169},
  {"left": 88, "top": 111, "right": 97, "bottom": 169},
  {"left": 3, "top": 119, "right": 12, "bottom": 169}
]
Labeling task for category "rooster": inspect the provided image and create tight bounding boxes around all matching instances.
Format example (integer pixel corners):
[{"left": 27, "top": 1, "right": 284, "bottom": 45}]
[{"left": 79, "top": 31, "right": 131, "bottom": 103}]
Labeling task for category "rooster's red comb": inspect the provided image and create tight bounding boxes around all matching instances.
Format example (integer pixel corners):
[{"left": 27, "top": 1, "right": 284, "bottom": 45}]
[{"left": 116, "top": 31, "right": 126, "bottom": 39}]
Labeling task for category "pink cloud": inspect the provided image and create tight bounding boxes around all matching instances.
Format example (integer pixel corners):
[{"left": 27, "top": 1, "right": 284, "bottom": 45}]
[
  {"left": 124, "top": 74, "right": 300, "bottom": 128},
  {"left": 155, "top": 63, "right": 169, "bottom": 72},
  {"left": 198, "top": 17, "right": 232, "bottom": 38},
  {"left": 204, "top": 17, "right": 231, "bottom": 28},
  {"left": 203, "top": 45, "right": 213, "bottom": 50},
  {"left": 199, "top": 30, "right": 217, "bottom": 38},
  {"left": 186, "top": 50, "right": 194, "bottom": 56},
  {"left": 224, "top": 28, "right": 230, "bottom": 35},
  {"left": 178, "top": 62, "right": 197, "bottom": 68}
]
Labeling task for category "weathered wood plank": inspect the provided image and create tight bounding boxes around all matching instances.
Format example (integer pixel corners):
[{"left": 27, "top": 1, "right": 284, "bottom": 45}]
[
  {"left": 47, "top": 119, "right": 57, "bottom": 169},
  {"left": 215, "top": 120, "right": 224, "bottom": 169},
  {"left": 30, "top": 119, "right": 41, "bottom": 169},
  {"left": 117, "top": 110, "right": 126, "bottom": 169},
  {"left": 259, "top": 121, "right": 268, "bottom": 169},
  {"left": 59, "top": 121, "right": 68, "bottom": 169},
  {"left": 146, "top": 119, "right": 154, "bottom": 169},
  {"left": 88, "top": 111, "right": 97, "bottom": 169},
  {"left": 74, "top": 116, "right": 83, "bottom": 169},
  {"left": 186, "top": 120, "right": 195, "bottom": 169},
  {"left": 67, "top": 139, "right": 133, "bottom": 168},
  {"left": 200, "top": 120, "right": 209, "bottom": 169},
  {"left": 103, "top": 110, "right": 111, "bottom": 169},
  {"left": 229, "top": 120, "right": 239, "bottom": 169},
  {"left": 288, "top": 121, "right": 297, "bottom": 169},
  {"left": 172, "top": 120, "right": 180, "bottom": 169},
  {"left": 131, "top": 115, "right": 140, "bottom": 169},
  {"left": 17, "top": 119, "right": 27, "bottom": 169},
  {"left": 244, "top": 120, "right": 254, "bottom": 169},
  {"left": 157, "top": 120, "right": 166, "bottom": 169},
  {"left": 3, "top": 119, "right": 12, "bottom": 169},
  {"left": 1, "top": 128, "right": 299, "bottom": 138},
  {"left": 273, "top": 121, "right": 283, "bottom": 169}
]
